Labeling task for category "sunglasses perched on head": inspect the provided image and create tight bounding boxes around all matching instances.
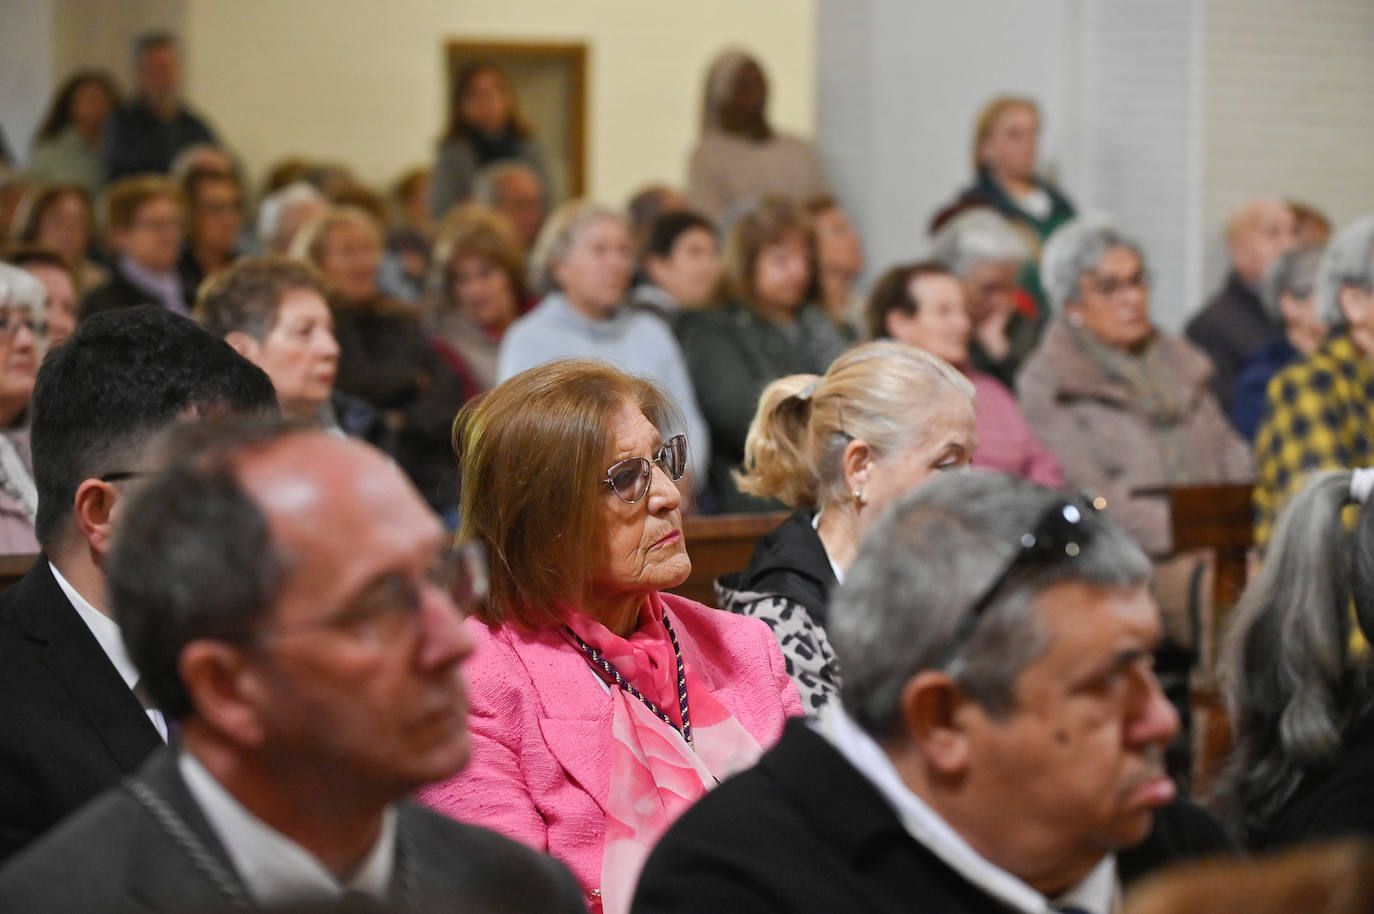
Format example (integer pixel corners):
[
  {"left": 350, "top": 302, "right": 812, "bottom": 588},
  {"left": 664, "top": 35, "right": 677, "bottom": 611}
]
[
  {"left": 941, "top": 495, "right": 1101, "bottom": 666},
  {"left": 602, "top": 434, "right": 688, "bottom": 504}
]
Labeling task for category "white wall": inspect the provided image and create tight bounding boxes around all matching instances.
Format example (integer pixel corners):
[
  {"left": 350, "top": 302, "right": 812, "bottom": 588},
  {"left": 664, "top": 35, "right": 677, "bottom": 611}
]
[
  {"left": 182, "top": 0, "right": 817, "bottom": 204},
  {"left": 817, "top": 0, "right": 1082, "bottom": 289},
  {"left": 0, "top": 0, "right": 57, "bottom": 163}
]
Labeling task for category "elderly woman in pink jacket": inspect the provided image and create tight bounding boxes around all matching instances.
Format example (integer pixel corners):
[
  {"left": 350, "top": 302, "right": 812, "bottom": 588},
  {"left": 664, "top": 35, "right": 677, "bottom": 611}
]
[{"left": 420, "top": 358, "right": 802, "bottom": 914}]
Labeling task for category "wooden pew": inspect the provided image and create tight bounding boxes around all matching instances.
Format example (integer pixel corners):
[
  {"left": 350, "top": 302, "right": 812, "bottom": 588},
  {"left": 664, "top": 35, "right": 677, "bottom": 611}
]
[
  {"left": 1160, "top": 482, "right": 1255, "bottom": 791},
  {"left": 670, "top": 512, "right": 788, "bottom": 608},
  {"left": 0, "top": 552, "right": 35, "bottom": 592}
]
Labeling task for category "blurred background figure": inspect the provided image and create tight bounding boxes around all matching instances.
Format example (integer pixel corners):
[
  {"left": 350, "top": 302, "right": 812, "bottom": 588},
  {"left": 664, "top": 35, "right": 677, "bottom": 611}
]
[
  {"left": 10, "top": 184, "right": 107, "bottom": 293},
  {"left": 868, "top": 260, "right": 1062, "bottom": 487},
  {"left": 626, "top": 183, "right": 688, "bottom": 267},
  {"left": 381, "top": 165, "right": 435, "bottom": 303},
  {"left": 177, "top": 165, "right": 244, "bottom": 295},
  {"left": 1229, "top": 244, "right": 1327, "bottom": 439},
  {"left": 7, "top": 247, "right": 78, "bottom": 348},
  {"left": 193, "top": 257, "right": 345, "bottom": 428},
  {"left": 719, "top": 342, "right": 975, "bottom": 713},
  {"left": 103, "top": 32, "right": 220, "bottom": 181},
  {"left": 429, "top": 60, "right": 550, "bottom": 222},
  {"left": 498, "top": 198, "right": 709, "bottom": 494},
  {"left": 1213, "top": 470, "right": 1374, "bottom": 850},
  {"left": 1125, "top": 840, "right": 1374, "bottom": 914},
  {"left": 426, "top": 202, "right": 527, "bottom": 396},
  {"left": 1253, "top": 215, "right": 1374, "bottom": 547},
  {"left": 688, "top": 49, "right": 829, "bottom": 220},
  {"left": 166, "top": 142, "right": 236, "bottom": 184},
  {"left": 1186, "top": 197, "right": 1297, "bottom": 414},
  {"left": 254, "top": 180, "right": 327, "bottom": 256},
  {"left": 677, "top": 194, "right": 849, "bottom": 512},
  {"left": 0, "top": 264, "right": 45, "bottom": 555},
  {"left": 472, "top": 160, "right": 546, "bottom": 252},
  {"left": 930, "top": 95, "right": 1075, "bottom": 249},
  {"left": 806, "top": 195, "right": 864, "bottom": 339},
  {"left": 291, "top": 205, "right": 468, "bottom": 518},
  {"left": 1020, "top": 218, "right": 1251, "bottom": 559},
  {"left": 26, "top": 71, "right": 121, "bottom": 191},
  {"left": 630, "top": 209, "right": 720, "bottom": 323},
  {"left": 930, "top": 207, "right": 1041, "bottom": 388},
  {"left": 80, "top": 175, "right": 189, "bottom": 317}
]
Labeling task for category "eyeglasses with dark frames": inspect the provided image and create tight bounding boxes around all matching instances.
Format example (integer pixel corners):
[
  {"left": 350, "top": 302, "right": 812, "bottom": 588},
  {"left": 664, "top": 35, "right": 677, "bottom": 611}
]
[
  {"left": 260, "top": 541, "right": 489, "bottom": 648},
  {"left": 940, "top": 495, "right": 1102, "bottom": 668},
  {"left": 98, "top": 470, "right": 153, "bottom": 483},
  {"left": 602, "top": 434, "right": 688, "bottom": 504}
]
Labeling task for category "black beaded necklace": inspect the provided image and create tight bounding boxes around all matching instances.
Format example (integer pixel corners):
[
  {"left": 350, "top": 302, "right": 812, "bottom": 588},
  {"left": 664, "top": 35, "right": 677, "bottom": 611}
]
[{"left": 566, "top": 609, "right": 693, "bottom": 749}]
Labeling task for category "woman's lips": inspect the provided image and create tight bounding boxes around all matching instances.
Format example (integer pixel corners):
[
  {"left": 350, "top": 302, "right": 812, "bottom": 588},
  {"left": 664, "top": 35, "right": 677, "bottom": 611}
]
[{"left": 652, "top": 530, "right": 682, "bottom": 549}]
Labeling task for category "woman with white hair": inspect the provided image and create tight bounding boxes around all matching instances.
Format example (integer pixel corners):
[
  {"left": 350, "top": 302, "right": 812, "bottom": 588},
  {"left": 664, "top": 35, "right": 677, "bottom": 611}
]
[
  {"left": 0, "top": 263, "right": 47, "bottom": 554},
  {"left": 1253, "top": 215, "right": 1374, "bottom": 546},
  {"left": 1213, "top": 467, "right": 1374, "bottom": 848},
  {"left": 1017, "top": 218, "right": 1251, "bottom": 557},
  {"left": 496, "top": 198, "right": 709, "bottom": 490},
  {"left": 930, "top": 208, "right": 1042, "bottom": 387},
  {"left": 686, "top": 48, "right": 829, "bottom": 220}
]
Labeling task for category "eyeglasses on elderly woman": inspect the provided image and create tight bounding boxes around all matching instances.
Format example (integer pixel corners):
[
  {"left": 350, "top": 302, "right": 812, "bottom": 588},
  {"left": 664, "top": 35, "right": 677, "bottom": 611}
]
[{"left": 602, "top": 433, "right": 687, "bottom": 503}]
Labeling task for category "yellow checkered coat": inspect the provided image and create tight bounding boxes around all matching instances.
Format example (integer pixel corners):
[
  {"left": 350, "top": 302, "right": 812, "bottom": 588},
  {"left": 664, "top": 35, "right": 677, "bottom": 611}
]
[{"left": 1254, "top": 334, "right": 1374, "bottom": 546}]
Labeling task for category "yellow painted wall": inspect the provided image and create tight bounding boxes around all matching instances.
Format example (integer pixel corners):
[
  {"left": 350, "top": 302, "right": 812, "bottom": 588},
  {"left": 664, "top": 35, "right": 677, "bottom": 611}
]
[{"left": 183, "top": 0, "right": 817, "bottom": 204}]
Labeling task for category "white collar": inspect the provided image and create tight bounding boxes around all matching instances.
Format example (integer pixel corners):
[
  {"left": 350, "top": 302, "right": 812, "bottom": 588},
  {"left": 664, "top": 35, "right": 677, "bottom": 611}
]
[
  {"left": 50, "top": 561, "right": 139, "bottom": 691},
  {"left": 816, "top": 705, "right": 1118, "bottom": 914},
  {"left": 179, "top": 752, "right": 397, "bottom": 907},
  {"left": 51, "top": 560, "right": 169, "bottom": 742},
  {"left": 810, "top": 509, "right": 845, "bottom": 585}
]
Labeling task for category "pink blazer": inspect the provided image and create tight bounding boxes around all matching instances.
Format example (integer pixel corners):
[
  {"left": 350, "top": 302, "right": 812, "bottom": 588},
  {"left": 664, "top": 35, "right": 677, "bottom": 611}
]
[{"left": 418, "top": 592, "right": 803, "bottom": 904}]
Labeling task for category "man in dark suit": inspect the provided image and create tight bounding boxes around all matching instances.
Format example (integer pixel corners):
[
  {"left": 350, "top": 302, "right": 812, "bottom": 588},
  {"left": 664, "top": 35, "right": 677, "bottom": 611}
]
[
  {"left": 0, "top": 421, "right": 585, "bottom": 912},
  {"left": 635, "top": 471, "right": 1232, "bottom": 914},
  {"left": 0, "top": 306, "right": 278, "bottom": 862},
  {"left": 103, "top": 32, "right": 219, "bottom": 181}
]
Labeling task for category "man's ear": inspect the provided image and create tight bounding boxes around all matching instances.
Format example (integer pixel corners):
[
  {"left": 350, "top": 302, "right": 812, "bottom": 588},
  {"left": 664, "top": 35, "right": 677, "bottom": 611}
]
[
  {"left": 72, "top": 478, "right": 119, "bottom": 557},
  {"left": 899, "top": 670, "right": 973, "bottom": 776},
  {"left": 223, "top": 331, "right": 261, "bottom": 362},
  {"left": 178, "top": 640, "right": 269, "bottom": 747}
]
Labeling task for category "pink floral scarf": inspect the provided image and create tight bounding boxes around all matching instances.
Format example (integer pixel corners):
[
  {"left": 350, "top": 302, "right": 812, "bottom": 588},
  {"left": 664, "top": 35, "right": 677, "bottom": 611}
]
[{"left": 564, "top": 593, "right": 763, "bottom": 914}]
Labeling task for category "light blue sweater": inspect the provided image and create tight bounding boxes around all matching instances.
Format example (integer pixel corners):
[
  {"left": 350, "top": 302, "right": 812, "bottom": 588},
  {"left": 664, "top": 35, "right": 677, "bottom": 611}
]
[{"left": 497, "top": 293, "right": 711, "bottom": 490}]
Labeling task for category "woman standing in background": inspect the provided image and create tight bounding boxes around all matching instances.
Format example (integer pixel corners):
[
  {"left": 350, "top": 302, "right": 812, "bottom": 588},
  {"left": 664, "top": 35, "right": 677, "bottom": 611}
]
[{"left": 428, "top": 60, "right": 551, "bottom": 222}]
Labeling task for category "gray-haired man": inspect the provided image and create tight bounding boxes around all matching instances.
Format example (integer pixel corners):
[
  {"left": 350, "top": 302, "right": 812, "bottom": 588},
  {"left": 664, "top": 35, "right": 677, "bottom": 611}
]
[{"left": 635, "top": 470, "right": 1230, "bottom": 914}]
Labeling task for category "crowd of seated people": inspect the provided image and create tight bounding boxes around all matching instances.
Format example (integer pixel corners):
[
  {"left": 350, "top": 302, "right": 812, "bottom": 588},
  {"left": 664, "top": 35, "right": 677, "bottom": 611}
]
[{"left": 6, "top": 23, "right": 1374, "bottom": 913}]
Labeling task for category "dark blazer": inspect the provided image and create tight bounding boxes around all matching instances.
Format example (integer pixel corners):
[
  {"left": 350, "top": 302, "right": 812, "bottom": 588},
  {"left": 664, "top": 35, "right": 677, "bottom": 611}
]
[
  {"left": 633, "top": 718, "right": 1233, "bottom": 914},
  {"left": 78, "top": 261, "right": 188, "bottom": 320},
  {"left": 1185, "top": 271, "right": 1283, "bottom": 414},
  {"left": 0, "top": 748, "right": 587, "bottom": 913},
  {"left": 103, "top": 98, "right": 218, "bottom": 181},
  {"left": 0, "top": 558, "right": 163, "bottom": 862}
]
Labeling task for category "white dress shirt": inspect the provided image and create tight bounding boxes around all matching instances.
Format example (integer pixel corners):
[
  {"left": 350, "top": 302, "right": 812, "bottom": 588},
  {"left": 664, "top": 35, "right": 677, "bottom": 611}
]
[
  {"left": 51, "top": 561, "right": 168, "bottom": 742},
  {"left": 816, "top": 704, "right": 1119, "bottom": 914},
  {"left": 179, "top": 752, "right": 397, "bottom": 907}
]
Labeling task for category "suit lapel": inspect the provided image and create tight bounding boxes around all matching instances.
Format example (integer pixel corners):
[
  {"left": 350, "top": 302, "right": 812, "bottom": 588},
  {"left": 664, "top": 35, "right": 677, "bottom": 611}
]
[
  {"left": 13, "top": 560, "right": 163, "bottom": 771},
  {"left": 121, "top": 749, "right": 252, "bottom": 913}
]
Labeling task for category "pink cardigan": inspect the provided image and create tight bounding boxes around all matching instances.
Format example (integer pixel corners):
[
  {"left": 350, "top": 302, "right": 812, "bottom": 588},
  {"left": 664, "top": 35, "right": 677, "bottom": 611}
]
[
  {"left": 968, "top": 369, "right": 1064, "bottom": 488},
  {"left": 419, "top": 592, "right": 803, "bottom": 904}
]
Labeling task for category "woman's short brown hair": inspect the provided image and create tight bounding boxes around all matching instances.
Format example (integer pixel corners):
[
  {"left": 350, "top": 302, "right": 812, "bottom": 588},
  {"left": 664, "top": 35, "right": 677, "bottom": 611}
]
[
  {"left": 194, "top": 256, "right": 327, "bottom": 341},
  {"left": 428, "top": 203, "right": 527, "bottom": 311},
  {"left": 717, "top": 194, "right": 815, "bottom": 309},
  {"left": 864, "top": 259, "right": 957, "bottom": 340},
  {"left": 455, "top": 359, "right": 680, "bottom": 631},
  {"left": 100, "top": 174, "right": 183, "bottom": 234}
]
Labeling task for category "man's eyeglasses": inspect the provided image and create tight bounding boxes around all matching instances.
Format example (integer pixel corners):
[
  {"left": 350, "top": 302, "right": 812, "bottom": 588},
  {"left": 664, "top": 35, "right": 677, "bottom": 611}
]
[
  {"left": 1088, "top": 270, "right": 1149, "bottom": 299},
  {"left": 941, "top": 496, "right": 1101, "bottom": 667},
  {"left": 262, "top": 541, "right": 488, "bottom": 648},
  {"left": 602, "top": 434, "right": 687, "bottom": 504}
]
